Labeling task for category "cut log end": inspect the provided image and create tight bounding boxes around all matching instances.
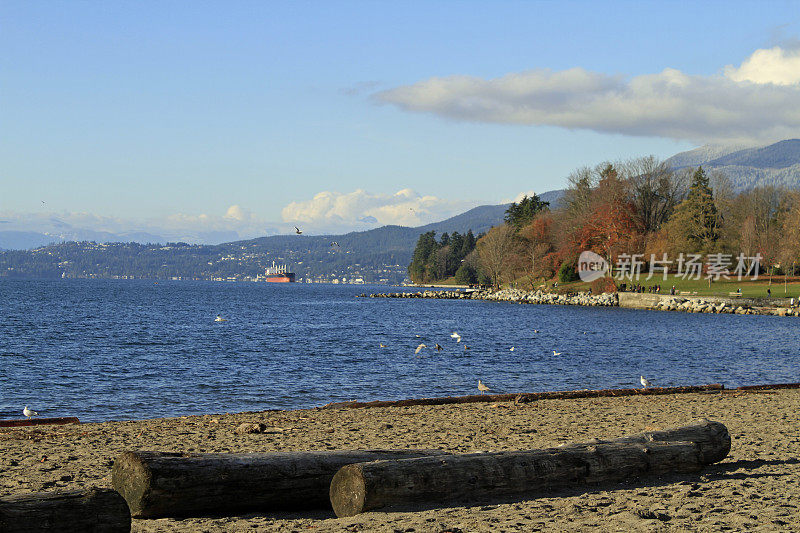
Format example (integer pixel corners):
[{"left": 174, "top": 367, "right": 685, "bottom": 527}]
[
  {"left": 111, "top": 451, "right": 157, "bottom": 518},
  {"left": 329, "top": 465, "right": 368, "bottom": 518}
]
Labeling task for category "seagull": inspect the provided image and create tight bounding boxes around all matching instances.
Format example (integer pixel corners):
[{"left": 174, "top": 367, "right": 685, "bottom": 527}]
[
  {"left": 509, "top": 347, "right": 515, "bottom": 351},
  {"left": 294, "top": 226, "right": 303, "bottom": 235},
  {"left": 434, "top": 343, "right": 443, "bottom": 352},
  {"left": 450, "top": 332, "right": 461, "bottom": 343},
  {"left": 553, "top": 350, "right": 561, "bottom": 356},
  {"left": 23, "top": 406, "right": 38, "bottom": 418},
  {"left": 415, "top": 343, "right": 427, "bottom": 354},
  {"left": 640, "top": 376, "right": 652, "bottom": 388},
  {"left": 330, "top": 241, "right": 339, "bottom": 247},
  {"left": 478, "top": 380, "right": 491, "bottom": 394},
  {"left": 214, "top": 315, "right": 227, "bottom": 322},
  {"left": 463, "top": 345, "right": 469, "bottom": 351},
  {"left": 379, "top": 343, "right": 386, "bottom": 348},
  {"left": 533, "top": 330, "right": 539, "bottom": 334}
]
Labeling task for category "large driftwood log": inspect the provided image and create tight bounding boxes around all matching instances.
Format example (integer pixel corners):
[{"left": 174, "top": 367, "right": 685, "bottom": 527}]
[
  {"left": 113, "top": 449, "right": 449, "bottom": 518},
  {"left": 0, "top": 488, "right": 130, "bottom": 533},
  {"left": 329, "top": 420, "right": 731, "bottom": 517},
  {"left": 595, "top": 419, "right": 730, "bottom": 464}
]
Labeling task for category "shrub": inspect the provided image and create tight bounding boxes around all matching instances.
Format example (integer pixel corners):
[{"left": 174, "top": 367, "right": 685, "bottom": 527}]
[
  {"left": 557, "top": 259, "right": 579, "bottom": 283},
  {"left": 591, "top": 276, "right": 617, "bottom": 294}
]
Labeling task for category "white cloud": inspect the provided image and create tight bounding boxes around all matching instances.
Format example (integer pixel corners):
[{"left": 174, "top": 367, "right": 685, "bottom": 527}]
[
  {"left": 375, "top": 47, "right": 800, "bottom": 144},
  {"left": 281, "top": 189, "right": 475, "bottom": 232},
  {"left": 0, "top": 206, "right": 281, "bottom": 245},
  {"left": 724, "top": 46, "right": 800, "bottom": 85}
]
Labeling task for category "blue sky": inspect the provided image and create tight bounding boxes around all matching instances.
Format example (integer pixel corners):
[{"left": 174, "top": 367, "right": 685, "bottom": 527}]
[{"left": 2, "top": 1, "right": 799, "bottom": 240}]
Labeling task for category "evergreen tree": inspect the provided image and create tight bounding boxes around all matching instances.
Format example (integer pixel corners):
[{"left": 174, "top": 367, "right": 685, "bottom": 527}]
[
  {"left": 504, "top": 194, "right": 550, "bottom": 230},
  {"left": 664, "top": 166, "right": 720, "bottom": 251}
]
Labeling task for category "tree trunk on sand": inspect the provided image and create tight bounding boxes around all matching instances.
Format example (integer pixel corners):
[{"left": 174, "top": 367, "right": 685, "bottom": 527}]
[
  {"left": 329, "top": 420, "right": 730, "bottom": 517},
  {"left": 0, "top": 488, "right": 130, "bottom": 533},
  {"left": 584, "top": 419, "right": 730, "bottom": 465},
  {"left": 112, "top": 449, "right": 449, "bottom": 518}
]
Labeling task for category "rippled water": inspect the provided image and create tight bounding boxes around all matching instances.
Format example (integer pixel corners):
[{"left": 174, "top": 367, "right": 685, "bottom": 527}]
[{"left": 0, "top": 279, "right": 797, "bottom": 422}]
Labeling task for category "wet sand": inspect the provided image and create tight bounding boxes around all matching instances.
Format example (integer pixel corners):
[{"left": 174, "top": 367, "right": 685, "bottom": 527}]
[{"left": 1, "top": 389, "right": 798, "bottom": 532}]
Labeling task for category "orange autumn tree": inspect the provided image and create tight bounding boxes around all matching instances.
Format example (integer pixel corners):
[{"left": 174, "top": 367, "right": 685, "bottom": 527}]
[
  {"left": 517, "top": 211, "right": 557, "bottom": 288},
  {"left": 573, "top": 165, "right": 642, "bottom": 269}
]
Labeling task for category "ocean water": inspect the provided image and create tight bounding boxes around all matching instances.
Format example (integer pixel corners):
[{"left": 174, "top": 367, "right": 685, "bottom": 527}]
[{"left": 0, "top": 279, "right": 797, "bottom": 422}]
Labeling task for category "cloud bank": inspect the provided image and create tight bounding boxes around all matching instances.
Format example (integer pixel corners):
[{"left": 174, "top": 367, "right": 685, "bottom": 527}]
[
  {"left": 0, "top": 205, "right": 277, "bottom": 246},
  {"left": 281, "top": 188, "right": 475, "bottom": 232},
  {"left": 375, "top": 46, "right": 800, "bottom": 144}
]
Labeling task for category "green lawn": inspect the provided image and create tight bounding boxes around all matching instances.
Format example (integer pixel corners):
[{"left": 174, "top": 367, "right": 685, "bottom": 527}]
[{"left": 518, "top": 275, "right": 800, "bottom": 299}]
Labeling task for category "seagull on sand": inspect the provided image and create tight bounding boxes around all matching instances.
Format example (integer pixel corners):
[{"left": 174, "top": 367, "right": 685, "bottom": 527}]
[
  {"left": 450, "top": 332, "right": 462, "bottom": 343},
  {"left": 415, "top": 343, "right": 427, "bottom": 354},
  {"left": 294, "top": 226, "right": 303, "bottom": 235},
  {"left": 553, "top": 350, "right": 561, "bottom": 356},
  {"left": 640, "top": 376, "right": 652, "bottom": 388},
  {"left": 23, "top": 406, "right": 38, "bottom": 418},
  {"left": 478, "top": 380, "right": 491, "bottom": 394}
]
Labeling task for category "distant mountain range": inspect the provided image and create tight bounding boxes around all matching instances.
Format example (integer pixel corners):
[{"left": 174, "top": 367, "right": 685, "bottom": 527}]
[
  {"left": 666, "top": 138, "right": 800, "bottom": 192},
  {"left": 3, "top": 139, "right": 799, "bottom": 255}
]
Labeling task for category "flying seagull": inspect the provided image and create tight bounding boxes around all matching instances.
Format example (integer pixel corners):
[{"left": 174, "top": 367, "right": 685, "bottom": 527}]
[
  {"left": 450, "top": 332, "right": 461, "bottom": 343},
  {"left": 415, "top": 343, "right": 427, "bottom": 354},
  {"left": 509, "top": 347, "right": 515, "bottom": 351},
  {"left": 533, "top": 329, "right": 539, "bottom": 334},
  {"left": 294, "top": 226, "right": 302, "bottom": 235},
  {"left": 330, "top": 241, "right": 339, "bottom": 247},
  {"left": 214, "top": 315, "right": 227, "bottom": 322},
  {"left": 463, "top": 345, "right": 469, "bottom": 351},
  {"left": 553, "top": 350, "right": 561, "bottom": 356},
  {"left": 23, "top": 406, "right": 38, "bottom": 418},
  {"left": 640, "top": 376, "right": 652, "bottom": 388},
  {"left": 379, "top": 343, "right": 386, "bottom": 348},
  {"left": 434, "top": 343, "right": 443, "bottom": 352},
  {"left": 478, "top": 380, "right": 491, "bottom": 394}
]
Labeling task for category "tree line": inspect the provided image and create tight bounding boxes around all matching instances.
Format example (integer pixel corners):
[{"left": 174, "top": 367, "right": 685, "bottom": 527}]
[{"left": 410, "top": 156, "right": 800, "bottom": 288}]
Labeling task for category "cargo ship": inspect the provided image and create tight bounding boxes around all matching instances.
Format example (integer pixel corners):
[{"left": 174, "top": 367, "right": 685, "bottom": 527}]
[{"left": 265, "top": 261, "right": 295, "bottom": 283}]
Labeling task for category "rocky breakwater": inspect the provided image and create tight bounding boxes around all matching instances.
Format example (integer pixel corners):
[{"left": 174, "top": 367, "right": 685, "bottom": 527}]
[
  {"left": 366, "top": 289, "right": 619, "bottom": 307},
  {"left": 650, "top": 296, "right": 800, "bottom": 317}
]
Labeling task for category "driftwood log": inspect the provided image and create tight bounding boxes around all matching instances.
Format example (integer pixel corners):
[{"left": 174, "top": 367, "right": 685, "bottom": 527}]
[
  {"left": 0, "top": 417, "right": 80, "bottom": 428},
  {"left": 321, "top": 384, "right": 724, "bottom": 409},
  {"left": 329, "top": 420, "right": 731, "bottom": 517},
  {"left": 0, "top": 488, "right": 130, "bottom": 533},
  {"left": 112, "top": 449, "right": 449, "bottom": 518}
]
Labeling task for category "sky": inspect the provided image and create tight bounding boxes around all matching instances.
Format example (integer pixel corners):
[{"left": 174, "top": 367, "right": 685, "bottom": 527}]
[{"left": 2, "top": 1, "right": 800, "bottom": 242}]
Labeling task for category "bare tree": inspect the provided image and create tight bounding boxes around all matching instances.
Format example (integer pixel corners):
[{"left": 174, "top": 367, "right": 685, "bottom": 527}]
[
  {"left": 477, "top": 224, "right": 519, "bottom": 288},
  {"left": 621, "top": 156, "right": 688, "bottom": 234}
]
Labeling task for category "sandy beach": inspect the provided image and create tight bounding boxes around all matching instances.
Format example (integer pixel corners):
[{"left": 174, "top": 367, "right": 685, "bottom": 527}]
[{"left": 1, "top": 388, "right": 798, "bottom": 532}]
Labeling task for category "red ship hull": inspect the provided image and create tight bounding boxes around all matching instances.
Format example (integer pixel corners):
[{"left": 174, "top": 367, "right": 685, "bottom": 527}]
[{"left": 266, "top": 273, "right": 295, "bottom": 283}]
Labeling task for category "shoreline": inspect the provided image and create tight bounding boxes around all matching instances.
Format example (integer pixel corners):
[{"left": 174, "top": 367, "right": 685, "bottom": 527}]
[
  {"left": 366, "top": 288, "right": 800, "bottom": 316},
  {"left": 1, "top": 388, "right": 798, "bottom": 531}
]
